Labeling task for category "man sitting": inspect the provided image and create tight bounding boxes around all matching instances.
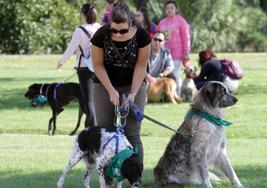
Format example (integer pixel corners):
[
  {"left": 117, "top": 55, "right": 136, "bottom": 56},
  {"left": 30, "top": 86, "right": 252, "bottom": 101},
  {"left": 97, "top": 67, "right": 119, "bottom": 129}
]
[
  {"left": 146, "top": 31, "right": 182, "bottom": 103},
  {"left": 146, "top": 31, "right": 175, "bottom": 83}
]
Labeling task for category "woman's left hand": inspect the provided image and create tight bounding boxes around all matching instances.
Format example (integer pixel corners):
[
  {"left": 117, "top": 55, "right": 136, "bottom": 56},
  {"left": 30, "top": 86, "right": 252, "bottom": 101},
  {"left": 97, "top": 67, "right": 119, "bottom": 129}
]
[
  {"left": 123, "top": 92, "right": 136, "bottom": 105},
  {"left": 57, "top": 62, "right": 63, "bottom": 71}
]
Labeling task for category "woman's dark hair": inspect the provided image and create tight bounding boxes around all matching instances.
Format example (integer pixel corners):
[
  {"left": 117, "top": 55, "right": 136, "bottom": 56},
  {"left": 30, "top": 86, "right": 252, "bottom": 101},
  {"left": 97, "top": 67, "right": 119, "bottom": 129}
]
[
  {"left": 137, "top": 7, "right": 151, "bottom": 33},
  {"left": 153, "top": 31, "right": 166, "bottom": 38},
  {"left": 106, "top": 0, "right": 116, "bottom": 4},
  {"left": 105, "top": 2, "right": 135, "bottom": 40},
  {"left": 164, "top": 0, "right": 181, "bottom": 15},
  {"left": 81, "top": 3, "right": 97, "bottom": 24},
  {"left": 198, "top": 49, "right": 217, "bottom": 66},
  {"left": 164, "top": 0, "right": 177, "bottom": 9},
  {"left": 110, "top": 2, "right": 132, "bottom": 25}
]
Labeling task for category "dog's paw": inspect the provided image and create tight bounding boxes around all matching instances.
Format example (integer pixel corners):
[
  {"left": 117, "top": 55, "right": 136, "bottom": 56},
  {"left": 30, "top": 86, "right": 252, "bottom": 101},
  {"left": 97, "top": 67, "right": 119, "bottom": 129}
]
[{"left": 48, "top": 130, "right": 53, "bottom": 136}]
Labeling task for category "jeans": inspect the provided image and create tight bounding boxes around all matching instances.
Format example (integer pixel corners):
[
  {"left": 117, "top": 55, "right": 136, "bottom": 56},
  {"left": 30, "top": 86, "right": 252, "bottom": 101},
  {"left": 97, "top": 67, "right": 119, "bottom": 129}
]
[{"left": 172, "top": 60, "right": 182, "bottom": 96}]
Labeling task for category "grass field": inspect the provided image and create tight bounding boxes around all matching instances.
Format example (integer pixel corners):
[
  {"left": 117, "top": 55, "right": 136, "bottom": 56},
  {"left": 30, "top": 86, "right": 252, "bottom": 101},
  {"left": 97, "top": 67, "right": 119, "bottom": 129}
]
[{"left": 0, "top": 53, "right": 267, "bottom": 188}]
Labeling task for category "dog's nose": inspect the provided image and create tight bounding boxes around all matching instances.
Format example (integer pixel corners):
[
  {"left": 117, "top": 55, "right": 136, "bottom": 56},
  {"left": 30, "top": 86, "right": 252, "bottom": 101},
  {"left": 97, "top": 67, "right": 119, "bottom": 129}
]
[
  {"left": 233, "top": 96, "right": 238, "bottom": 103},
  {"left": 131, "top": 181, "right": 140, "bottom": 187}
]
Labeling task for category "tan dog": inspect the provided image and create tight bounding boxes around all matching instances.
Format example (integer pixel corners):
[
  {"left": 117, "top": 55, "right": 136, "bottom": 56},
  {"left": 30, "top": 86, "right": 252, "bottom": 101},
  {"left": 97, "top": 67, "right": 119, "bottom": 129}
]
[
  {"left": 147, "top": 77, "right": 182, "bottom": 104},
  {"left": 181, "top": 66, "right": 198, "bottom": 102}
]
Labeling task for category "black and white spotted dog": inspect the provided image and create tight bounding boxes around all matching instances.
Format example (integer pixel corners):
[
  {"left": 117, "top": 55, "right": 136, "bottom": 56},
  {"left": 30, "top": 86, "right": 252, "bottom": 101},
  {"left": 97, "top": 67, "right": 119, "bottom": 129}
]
[
  {"left": 154, "top": 81, "right": 243, "bottom": 188},
  {"left": 57, "top": 126, "right": 142, "bottom": 188}
]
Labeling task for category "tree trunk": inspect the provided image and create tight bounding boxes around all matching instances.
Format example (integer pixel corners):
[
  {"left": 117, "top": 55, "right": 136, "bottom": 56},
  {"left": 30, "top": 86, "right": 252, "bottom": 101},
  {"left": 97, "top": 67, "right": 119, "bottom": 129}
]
[{"left": 260, "top": 0, "right": 267, "bottom": 13}]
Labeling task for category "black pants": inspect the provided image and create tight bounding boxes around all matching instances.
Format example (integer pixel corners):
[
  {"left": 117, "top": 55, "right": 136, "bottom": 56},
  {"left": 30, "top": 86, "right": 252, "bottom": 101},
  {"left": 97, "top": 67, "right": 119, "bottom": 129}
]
[{"left": 77, "top": 68, "right": 96, "bottom": 127}]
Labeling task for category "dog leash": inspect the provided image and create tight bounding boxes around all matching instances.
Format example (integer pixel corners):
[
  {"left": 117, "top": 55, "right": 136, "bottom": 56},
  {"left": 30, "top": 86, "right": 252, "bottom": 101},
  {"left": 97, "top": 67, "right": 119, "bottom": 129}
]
[
  {"left": 129, "top": 103, "right": 177, "bottom": 133},
  {"left": 63, "top": 71, "right": 77, "bottom": 83},
  {"left": 103, "top": 101, "right": 130, "bottom": 154},
  {"left": 142, "top": 114, "right": 177, "bottom": 133}
]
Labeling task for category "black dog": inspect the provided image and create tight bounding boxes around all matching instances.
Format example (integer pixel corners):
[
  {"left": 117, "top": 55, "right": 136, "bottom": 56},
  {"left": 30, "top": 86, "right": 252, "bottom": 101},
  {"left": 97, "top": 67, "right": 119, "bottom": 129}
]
[{"left": 24, "top": 82, "right": 85, "bottom": 136}]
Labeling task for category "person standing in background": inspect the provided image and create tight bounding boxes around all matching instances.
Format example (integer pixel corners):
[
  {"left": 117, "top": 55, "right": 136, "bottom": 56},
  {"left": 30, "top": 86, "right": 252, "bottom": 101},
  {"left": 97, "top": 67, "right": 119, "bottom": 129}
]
[
  {"left": 57, "top": 3, "right": 101, "bottom": 127},
  {"left": 158, "top": 0, "right": 191, "bottom": 96},
  {"left": 102, "top": 0, "right": 118, "bottom": 25},
  {"left": 135, "top": 7, "right": 158, "bottom": 38}
]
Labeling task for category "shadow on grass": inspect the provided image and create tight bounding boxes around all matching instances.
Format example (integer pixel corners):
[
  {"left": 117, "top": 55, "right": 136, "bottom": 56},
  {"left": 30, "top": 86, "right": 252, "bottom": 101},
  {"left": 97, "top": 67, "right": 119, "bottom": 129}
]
[{"left": 0, "top": 166, "right": 266, "bottom": 188}]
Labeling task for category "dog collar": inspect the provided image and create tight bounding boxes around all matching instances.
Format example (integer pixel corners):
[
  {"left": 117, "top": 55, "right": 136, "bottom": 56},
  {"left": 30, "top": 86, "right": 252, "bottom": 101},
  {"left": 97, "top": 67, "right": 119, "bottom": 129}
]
[
  {"left": 186, "top": 108, "right": 232, "bottom": 126},
  {"left": 104, "top": 147, "right": 137, "bottom": 182}
]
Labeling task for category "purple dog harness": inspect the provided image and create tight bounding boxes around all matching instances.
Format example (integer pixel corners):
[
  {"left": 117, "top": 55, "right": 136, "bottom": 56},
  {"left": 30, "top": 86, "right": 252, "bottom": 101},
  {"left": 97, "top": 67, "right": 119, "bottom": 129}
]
[{"left": 41, "top": 83, "right": 62, "bottom": 108}]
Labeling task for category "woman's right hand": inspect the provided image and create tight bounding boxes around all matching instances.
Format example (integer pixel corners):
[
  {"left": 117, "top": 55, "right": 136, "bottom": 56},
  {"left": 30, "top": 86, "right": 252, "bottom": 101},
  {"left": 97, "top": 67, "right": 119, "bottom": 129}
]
[
  {"left": 57, "top": 62, "right": 63, "bottom": 71},
  {"left": 109, "top": 89, "right": 120, "bottom": 105}
]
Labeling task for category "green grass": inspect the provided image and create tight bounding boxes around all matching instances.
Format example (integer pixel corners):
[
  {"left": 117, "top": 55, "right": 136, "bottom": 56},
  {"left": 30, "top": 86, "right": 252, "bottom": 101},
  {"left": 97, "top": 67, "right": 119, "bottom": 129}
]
[{"left": 0, "top": 53, "right": 267, "bottom": 187}]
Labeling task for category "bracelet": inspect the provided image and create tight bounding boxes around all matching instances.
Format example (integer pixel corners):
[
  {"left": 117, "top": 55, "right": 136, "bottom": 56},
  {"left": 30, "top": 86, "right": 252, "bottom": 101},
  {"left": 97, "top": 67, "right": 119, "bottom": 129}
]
[{"left": 129, "top": 92, "right": 136, "bottom": 96}]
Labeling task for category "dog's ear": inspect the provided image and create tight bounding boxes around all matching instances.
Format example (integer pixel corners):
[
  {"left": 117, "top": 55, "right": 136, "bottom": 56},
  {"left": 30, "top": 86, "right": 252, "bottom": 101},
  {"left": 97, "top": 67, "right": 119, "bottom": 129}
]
[
  {"left": 203, "top": 82, "right": 221, "bottom": 107},
  {"left": 203, "top": 81, "right": 236, "bottom": 108},
  {"left": 121, "top": 155, "right": 142, "bottom": 185}
]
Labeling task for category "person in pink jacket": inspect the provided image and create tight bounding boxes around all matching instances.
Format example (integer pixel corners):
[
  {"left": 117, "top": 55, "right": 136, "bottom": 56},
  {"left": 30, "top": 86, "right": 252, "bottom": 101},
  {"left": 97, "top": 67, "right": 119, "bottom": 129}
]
[{"left": 158, "top": 0, "right": 191, "bottom": 96}]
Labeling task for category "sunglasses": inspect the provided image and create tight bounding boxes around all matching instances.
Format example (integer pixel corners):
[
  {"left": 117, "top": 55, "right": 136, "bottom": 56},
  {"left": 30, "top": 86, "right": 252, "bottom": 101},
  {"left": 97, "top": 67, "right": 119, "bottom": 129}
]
[
  {"left": 153, "top": 38, "right": 164, "bottom": 42},
  {"left": 109, "top": 28, "right": 129, "bottom": 34}
]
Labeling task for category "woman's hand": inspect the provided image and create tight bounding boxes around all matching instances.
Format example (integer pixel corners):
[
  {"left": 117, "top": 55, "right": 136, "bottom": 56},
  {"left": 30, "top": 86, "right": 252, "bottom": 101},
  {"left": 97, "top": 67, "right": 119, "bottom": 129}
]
[
  {"left": 146, "top": 74, "right": 157, "bottom": 83},
  {"left": 57, "top": 62, "right": 63, "bottom": 71},
  {"left": 109, "top": 89, "right": 120, "bottom": 105},
  {"left": 122, "top": 92, "right": 136, "bottom": 105}
]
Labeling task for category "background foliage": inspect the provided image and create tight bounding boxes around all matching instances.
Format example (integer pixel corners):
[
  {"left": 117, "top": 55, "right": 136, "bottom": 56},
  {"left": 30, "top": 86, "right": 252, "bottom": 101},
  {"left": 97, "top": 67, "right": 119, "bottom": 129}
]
[
  {"left": 0, "top": 0, "right": 266, "bottom": 54},
  {"left": 149, "top": 0, "right": 267, "bottom": 52}
]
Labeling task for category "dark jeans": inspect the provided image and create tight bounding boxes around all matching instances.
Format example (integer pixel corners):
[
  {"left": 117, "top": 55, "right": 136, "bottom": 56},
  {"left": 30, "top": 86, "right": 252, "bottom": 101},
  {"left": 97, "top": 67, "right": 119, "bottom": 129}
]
[
  {"left": 77, "top": 68, "right": 96, "bottom": 127},
  {"left": 167, "top": 72, "right": 176, "bottom": 82}
]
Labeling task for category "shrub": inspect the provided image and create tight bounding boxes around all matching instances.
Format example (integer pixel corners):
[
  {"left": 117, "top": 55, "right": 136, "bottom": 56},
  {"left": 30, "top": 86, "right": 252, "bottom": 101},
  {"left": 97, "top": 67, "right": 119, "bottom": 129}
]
[{"left": 0, "top": 0, "right": 80, "bottom": 54}]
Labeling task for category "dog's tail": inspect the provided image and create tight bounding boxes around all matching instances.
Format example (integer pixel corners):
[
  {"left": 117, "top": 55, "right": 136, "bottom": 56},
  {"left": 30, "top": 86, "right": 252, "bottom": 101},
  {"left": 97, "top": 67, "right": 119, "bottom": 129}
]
[{"left": 75, "top": 87, "right": 86, "bottom": 113}]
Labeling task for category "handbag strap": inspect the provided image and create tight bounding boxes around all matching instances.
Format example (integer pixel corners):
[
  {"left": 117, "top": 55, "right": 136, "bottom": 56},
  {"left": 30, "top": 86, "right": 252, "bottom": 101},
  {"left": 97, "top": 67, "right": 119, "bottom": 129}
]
[
  {"left": 110, "top": 40, "right": 124, "bottom": 60},
  {"left": 110, "top": 39, "right": 134, "bottom": 69},
  {"left": 78, "top": 26, "right": 92, "bottom": 68}
]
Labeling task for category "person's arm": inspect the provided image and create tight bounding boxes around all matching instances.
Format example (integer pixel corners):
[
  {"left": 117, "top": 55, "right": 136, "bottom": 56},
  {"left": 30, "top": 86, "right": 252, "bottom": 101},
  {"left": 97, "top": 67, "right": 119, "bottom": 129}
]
[
  {"left": 91, "top": 44, "right": 120, "bottom": 105},
  {"left": 145, "top": 73, "right": 157, "bottom": 83},
  {"left": 180, "top": 17, "right": 191, "bottom": 60},
  {"left": 57, "top": 28, "right": 81, "bottom": 70},
  {"left": 161, "top": 51, "right": 174, "bottom": 77},
  {"left": 126, "top": 44, "right": 151, "bottom": 103}
]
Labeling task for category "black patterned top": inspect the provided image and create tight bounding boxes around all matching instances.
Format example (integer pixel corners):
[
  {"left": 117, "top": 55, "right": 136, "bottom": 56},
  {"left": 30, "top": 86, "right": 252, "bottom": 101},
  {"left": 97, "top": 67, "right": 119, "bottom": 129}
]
[{"left": 91, "top": 25, "right": 151, "bottom": 86}]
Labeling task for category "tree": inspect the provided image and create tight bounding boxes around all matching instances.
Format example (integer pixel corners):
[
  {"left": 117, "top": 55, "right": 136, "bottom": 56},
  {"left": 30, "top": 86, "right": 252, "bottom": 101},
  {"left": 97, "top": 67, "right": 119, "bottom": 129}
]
[
  {"left": 147, "top": 0, "right": 267, "bottom": 52},
  {"left": 134, "top": 0, "right": 149, "bottom": 9}
]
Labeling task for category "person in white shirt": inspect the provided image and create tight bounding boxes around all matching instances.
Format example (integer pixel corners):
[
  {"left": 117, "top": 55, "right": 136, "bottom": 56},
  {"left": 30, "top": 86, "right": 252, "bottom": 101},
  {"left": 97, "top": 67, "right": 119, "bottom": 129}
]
[{"left": 57, "top": 3, "right": 101, "bottom": 127}]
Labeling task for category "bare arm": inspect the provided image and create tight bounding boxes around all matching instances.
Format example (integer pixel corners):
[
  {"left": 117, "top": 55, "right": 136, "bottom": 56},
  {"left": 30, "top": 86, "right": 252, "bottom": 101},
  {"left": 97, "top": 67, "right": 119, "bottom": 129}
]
[
  {"left": 57, "top": 28, "right": 81, "bottom": 70},
  {"left": 126, "top": 43, "right": 151, "bottom": 103},
  {"left": 91, "top": 44, "right": 120, "bottom": 105}
]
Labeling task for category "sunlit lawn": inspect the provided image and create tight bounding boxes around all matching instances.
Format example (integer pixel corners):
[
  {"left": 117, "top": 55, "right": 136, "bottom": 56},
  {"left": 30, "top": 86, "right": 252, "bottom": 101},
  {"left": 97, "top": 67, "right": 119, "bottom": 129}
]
[{"left": 0, "top": 53, "right": 267, "bottom": 187}]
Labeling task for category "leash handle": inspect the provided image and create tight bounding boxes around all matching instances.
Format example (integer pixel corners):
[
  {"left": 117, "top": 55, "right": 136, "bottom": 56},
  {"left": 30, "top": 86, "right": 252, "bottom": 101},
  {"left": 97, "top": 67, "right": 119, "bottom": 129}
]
[{"left": 114, "top": 99, "right": 130, "bottom": 127}]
